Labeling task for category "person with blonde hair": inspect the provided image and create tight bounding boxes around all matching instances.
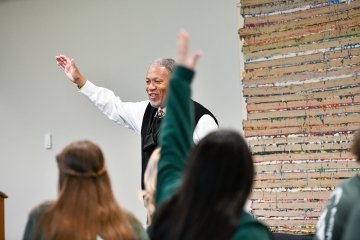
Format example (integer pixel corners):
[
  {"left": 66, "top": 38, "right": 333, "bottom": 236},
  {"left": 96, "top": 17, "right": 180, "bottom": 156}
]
[
  {"left": 140, "top": 147, "right": 161, "bottom": 227},
  {"left": 23, "top": 140, "right": 148, "bottom": 240}
]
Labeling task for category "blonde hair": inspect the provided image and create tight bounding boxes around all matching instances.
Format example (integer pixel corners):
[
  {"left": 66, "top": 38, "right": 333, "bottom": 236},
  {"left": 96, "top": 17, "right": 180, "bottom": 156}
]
[{"left": 140, "top": 147, "right": 161, "bottom": 226}]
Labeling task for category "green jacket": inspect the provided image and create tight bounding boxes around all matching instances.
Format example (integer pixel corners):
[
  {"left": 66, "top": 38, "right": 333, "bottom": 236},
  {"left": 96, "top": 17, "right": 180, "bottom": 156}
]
[
  {"left": 343, "top": 200, "right": 360, "bottom": 240},
  {"left": 155, "top": 65, "right": 273, "bottom": 240},
  {"left": 315, "top": 175, "right": 360, "bottom": 240}
]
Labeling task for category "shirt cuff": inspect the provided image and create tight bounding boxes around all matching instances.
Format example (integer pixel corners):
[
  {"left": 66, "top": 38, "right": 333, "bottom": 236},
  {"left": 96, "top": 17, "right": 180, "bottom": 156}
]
[{"left": 79, "top": 80, "right": 95, "bottom": 96}]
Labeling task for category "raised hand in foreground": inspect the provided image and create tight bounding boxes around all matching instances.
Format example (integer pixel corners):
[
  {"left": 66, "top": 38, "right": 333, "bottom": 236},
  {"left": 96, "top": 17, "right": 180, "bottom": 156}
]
[{"left": 176, "top": 29, "right": 202, "bottom": 70}]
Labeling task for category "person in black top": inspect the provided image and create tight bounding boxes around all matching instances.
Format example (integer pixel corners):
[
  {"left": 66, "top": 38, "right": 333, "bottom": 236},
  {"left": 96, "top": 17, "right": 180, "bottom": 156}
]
[{"left": 55, "top": 55, "right": 218, "bottom": 189}]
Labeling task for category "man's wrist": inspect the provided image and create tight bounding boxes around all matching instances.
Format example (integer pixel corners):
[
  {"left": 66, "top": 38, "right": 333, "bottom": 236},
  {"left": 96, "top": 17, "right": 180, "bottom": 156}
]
[{"left": 76, "top": 77, "right": 87, "bottom": 89}]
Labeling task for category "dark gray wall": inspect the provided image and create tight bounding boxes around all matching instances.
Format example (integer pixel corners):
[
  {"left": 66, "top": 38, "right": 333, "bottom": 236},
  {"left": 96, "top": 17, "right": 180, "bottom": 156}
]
[{"left": 0, "top": 0, "right": 244, "bottom": 238}]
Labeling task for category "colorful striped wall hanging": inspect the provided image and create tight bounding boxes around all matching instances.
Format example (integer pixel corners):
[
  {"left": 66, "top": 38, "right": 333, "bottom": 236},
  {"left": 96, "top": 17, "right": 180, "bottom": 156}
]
[{"left": 238, "top": 0, "right": 360, "bottom": 234}]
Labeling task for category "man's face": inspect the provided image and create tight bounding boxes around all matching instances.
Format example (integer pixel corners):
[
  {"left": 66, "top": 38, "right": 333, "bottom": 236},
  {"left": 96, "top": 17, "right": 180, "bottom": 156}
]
[{"left": 145, "top": 64, "right": 170, "bottom": 108}]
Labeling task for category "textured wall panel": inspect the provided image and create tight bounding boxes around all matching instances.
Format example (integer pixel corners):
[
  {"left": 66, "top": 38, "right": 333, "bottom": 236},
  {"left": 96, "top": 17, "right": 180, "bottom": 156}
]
[{"left": 238, "top": 0, "right": 360, "bottom": 233}]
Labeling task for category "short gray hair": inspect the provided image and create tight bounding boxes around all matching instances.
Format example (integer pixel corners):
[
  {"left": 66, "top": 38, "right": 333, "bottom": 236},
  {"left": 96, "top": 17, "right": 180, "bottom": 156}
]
[{"left": 150, "top": 58, "right": 175, "bottom": 74}]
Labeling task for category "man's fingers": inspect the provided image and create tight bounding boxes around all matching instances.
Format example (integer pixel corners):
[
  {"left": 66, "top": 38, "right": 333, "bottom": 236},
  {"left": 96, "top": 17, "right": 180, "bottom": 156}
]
[
  {"left": 55, "top": 54, "right": 76, "bottom": 73},
  {"left": 70, "top": 58, "right": 76, "bottom": 68},
  {"left": 56, "top": 54, "right": 71, "bottom": 65}
]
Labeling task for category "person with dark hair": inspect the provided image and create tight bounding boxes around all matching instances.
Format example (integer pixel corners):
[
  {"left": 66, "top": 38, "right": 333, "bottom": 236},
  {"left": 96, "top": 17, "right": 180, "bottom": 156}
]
[
  {"left": 55, "top": 55, "right": 218, "bottom": 189},
  {"left": 148, "top": 29, "right": 273, "bottom": 240},
  {"left": 22, "top": 140, "right": 148, "bottom": 240},
  {"left": 314, "top": 129, "right": 360, "bottom": 240}
]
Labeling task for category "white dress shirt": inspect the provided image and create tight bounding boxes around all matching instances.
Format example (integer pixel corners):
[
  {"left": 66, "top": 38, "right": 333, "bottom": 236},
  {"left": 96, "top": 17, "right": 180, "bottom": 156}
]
[{"left": 80, "top": 80, "right": 218, "bottom": 143}]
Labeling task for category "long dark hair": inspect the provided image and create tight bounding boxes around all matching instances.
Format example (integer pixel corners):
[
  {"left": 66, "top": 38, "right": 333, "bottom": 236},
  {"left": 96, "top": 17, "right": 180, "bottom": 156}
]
[{"left": 149, "top": 129, "right": 254, "bottom": 240}]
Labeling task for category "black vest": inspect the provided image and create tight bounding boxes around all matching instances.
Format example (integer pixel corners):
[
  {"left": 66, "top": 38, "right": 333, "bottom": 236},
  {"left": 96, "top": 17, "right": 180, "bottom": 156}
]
[{"left": 140, "top": 101, "right": 218, "bottom": 189}]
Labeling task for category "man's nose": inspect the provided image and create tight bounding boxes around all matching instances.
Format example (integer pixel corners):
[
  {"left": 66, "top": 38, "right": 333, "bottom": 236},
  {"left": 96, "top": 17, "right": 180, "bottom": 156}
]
[{"left": 148, "top": 81, "right": 156, "bottom": 89}]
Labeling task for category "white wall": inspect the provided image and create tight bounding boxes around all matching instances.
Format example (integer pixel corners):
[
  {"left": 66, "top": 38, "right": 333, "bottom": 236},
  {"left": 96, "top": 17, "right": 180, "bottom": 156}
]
[{"left": 0, "top": 0, "right": 244, "bottom": 239}]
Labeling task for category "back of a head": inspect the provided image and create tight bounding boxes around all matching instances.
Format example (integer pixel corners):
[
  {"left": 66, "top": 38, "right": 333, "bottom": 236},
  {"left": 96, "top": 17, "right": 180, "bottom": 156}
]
[
  {"left": 39, "top": 140, "right": 135, "bottom": 240},
  {"left": 56, "top": 140, "right": 112, "bottom": 208},
  {"left": 151, "top": 129, "right": 254, "bottom": 240},
  {"left": 57, "top": 140, "right": 106, "bottom": 181},
  {"left": 183, "top": 129, "right": 254, "bottom": 206}
]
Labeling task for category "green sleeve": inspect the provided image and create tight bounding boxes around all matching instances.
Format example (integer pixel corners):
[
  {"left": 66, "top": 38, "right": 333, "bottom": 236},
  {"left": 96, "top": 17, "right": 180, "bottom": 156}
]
[
  {"left": 231, "top": 213, "right": 273, "bottom": 240},
  {"left": 23, "top": 212, "right": 36, "bottom": 240},
  {"left": 125, "top": 211, "right": 149, "bottom": 240},
  {"left": 343, "top": 202, "right": 360, "bottom": 240},
  {"left": 155, "top": 65, "right": 195, "bottom": 206},
  {"left": 22, "top": 202, "right": 51, "bottom": 240}
]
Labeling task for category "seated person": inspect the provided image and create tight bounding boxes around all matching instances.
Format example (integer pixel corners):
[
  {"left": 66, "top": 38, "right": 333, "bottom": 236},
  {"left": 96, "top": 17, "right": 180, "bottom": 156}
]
[
  {"left": 23, "top": 140, "right": 148, "bottom": 240},
  {"left": 343, "top": 201, "right": 360, "bottom": 240},
  {"left": 314, "top": 129, "right": 360, "bottom": 240},
  {"left": 140, "top": 147, "right": 161, "bottom": 227},
  {"left": 148, "top": 29, "right": 273, "bottom": 240}
]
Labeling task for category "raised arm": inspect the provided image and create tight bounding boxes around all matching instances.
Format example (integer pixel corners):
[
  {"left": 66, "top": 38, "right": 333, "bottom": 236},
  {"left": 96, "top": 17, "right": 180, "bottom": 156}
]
[
  {"left": 176, "top": 29, "right": 201, "bottom": 70},
  {"left": 155, "top": 29, "right": 202, "bottom": 205},
  {"left": 55, "top": 54, "right": 87, "bottom": 88}
]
